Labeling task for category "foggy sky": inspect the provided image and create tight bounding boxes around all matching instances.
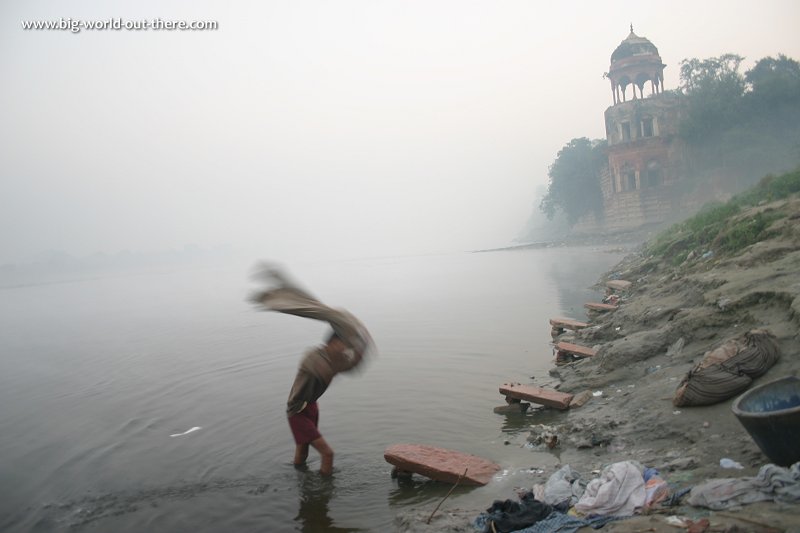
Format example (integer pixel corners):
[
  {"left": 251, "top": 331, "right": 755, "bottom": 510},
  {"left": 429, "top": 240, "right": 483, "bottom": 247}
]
[{"left": 2, "top": 0, "right": 799, "bottom": 264}]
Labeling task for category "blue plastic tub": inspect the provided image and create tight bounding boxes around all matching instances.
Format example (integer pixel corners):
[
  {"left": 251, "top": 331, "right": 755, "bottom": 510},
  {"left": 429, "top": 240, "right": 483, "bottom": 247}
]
[{"left": 731, "top": 375, "right": 800, "bottom": 467}]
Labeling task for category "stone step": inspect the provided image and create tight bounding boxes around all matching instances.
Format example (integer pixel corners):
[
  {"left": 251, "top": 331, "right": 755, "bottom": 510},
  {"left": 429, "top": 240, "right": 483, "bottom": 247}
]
[
  {"left": 384, "top": 444, "right": 500, "bottom": 486},
  {"left": 549, "top": 317, "right": 590, "bottom": 331},
  {"left": 606, "top": 279, "right": 632, "bottom": 291},
  {"left": 555, "top": 341, "right": 598, "bottom": 358},
  {"left": 584, "top": 302, "right": 618, "bottom": 312},
  {"left": 499, "top": 383, "right": 573, "bottom": 410}
]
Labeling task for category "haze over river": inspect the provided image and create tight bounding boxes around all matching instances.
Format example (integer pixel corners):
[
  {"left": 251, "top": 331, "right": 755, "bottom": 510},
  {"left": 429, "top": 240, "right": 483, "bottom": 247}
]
[{"left": 0, "top": 245, "right": 628, "bottom": 532}]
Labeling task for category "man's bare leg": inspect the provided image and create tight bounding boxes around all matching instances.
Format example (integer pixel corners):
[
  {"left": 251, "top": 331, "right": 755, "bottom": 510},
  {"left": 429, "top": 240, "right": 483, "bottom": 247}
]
[
  {"left": 309, "top": 436, "right": 334, "bottom": 476},
  {"left": 294, "top": 443, "right": 310, "bottom": 467}
]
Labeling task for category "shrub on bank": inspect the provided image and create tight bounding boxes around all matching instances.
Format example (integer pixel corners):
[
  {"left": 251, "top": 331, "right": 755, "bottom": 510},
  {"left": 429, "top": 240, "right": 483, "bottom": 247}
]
[{"left": 646, "top": 167, "right": 800, "bottom": 261}]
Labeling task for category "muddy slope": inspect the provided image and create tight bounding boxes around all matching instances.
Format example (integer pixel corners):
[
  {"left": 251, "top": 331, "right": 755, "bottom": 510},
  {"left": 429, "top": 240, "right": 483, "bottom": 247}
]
[{"left": 400, "top": 194, "right": 800, "bottom": 532}]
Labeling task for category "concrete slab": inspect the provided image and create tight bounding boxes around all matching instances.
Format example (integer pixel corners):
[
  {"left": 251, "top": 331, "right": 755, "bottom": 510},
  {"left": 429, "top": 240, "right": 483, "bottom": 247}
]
[
  {"left": 555, "top": 341, "right": 597, "bottom": 358},
  {"left": 384, "top": 444, "right": 500, "bottom": 486},
  {"left": 606, "top": 279, "right": 632, "bottom": 291},
  {"left": 584, "top": 302, "right": 618, "bottom": 312},
  {"left": 499, "top": 383, "right": 573, "bottom": 410},
  {"left": 549, "top": 317, "right": 590, "bottom": 330}
]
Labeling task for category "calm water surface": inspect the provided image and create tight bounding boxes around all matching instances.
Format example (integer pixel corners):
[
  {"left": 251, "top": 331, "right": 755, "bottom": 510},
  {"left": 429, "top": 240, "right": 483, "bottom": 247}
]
[{"left": 0, "top": 246, "right": 627, "bottom": 532}]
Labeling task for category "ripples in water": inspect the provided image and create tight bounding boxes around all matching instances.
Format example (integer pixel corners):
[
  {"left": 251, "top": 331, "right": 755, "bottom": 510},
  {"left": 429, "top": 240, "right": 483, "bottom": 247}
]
[{"left": 0, "top": 248, "right": 627, "bottom": 532}]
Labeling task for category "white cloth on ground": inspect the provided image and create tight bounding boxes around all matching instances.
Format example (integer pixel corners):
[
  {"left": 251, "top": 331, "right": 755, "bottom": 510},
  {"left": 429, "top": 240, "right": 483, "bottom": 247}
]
[
  {"left": 541, "top": 465, "right": 585, "bottom": 506},
  {"left": 574, "top": 461, "right": 646, "bottom": 517}
]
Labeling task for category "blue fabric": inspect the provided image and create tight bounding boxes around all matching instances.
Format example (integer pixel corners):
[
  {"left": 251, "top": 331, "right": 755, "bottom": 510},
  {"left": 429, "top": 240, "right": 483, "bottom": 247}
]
[
  {"left": 643, "top": 467, "right": 660, "bottom": 482},
  {"left": 474, "top": 511, "right": 627, "bottom": 533},
  {"left": 664, "top": 486, "right": 692, "bottom": 506}
]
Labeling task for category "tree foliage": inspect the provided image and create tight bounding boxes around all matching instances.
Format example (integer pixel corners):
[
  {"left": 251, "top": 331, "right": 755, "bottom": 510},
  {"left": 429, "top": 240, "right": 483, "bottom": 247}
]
[
  {"left": 678, "top": 54, "right": 746, "bottom": 143},
  {"left": 746, "top": 54, "right": 800, "bottom": 101},
  {"left": 540, "top": 138, "right": 606, "bottom": 225},
  {"left": 678, "top": 53, "right": 800, "bottom": 190},
  {"left": 679, "top": 54, "right": 745, "bottom": 94}
]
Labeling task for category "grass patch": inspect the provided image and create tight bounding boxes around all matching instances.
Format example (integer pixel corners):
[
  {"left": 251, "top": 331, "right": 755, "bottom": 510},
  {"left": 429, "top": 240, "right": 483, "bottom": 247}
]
[
  {"left": 715, "top": 211, "right": 782, "bottom": 253},
  {"left": 734, "top": 168, "right": 800, "bottom": 207},
  {"left": 646, "top": 167, "right": 800, "bottom": 261}
]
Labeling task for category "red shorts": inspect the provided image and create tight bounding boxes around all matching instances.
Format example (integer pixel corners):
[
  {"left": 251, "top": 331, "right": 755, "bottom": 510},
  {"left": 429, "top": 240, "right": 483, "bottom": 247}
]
[{"left": 288, "top": 402, "right": 321, "bottom": 445}]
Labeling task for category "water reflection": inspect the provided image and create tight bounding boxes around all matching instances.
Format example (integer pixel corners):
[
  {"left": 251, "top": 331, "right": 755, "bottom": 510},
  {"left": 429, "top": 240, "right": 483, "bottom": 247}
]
[
  {"left": 545, "top": 246, "right": 630, "bottom": 319},
  {"left": 294, "top": 473, "right": 364, "bottom": 533},
  {"left": 497, "top": 404, "right": 568, "bottom": 434},
  {"left": 497, "top": 409, "right": 538, "bottom": 433},
  {"left": 386, "top": 476, "right": 472, "bottom": 508},
  {"left": 0, "top": 248, "right": 635, "bottom": 532}
]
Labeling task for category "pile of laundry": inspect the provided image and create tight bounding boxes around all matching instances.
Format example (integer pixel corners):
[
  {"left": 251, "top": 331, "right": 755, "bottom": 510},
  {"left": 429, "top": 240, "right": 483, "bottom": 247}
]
[{"left": 473, "top": 460, "right": 800, "bottom": 533}]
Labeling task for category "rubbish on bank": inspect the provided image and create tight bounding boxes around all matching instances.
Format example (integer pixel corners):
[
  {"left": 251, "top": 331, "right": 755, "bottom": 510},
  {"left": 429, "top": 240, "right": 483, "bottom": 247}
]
[
  {"left": 719, "top": 458, "right": 744, "bottom": 469},
  {"left": 538, "top": 464, "right": 585, "bottom": 506},
  {"left": 528, "top": 424, "right": 560, "bottom": 449}
]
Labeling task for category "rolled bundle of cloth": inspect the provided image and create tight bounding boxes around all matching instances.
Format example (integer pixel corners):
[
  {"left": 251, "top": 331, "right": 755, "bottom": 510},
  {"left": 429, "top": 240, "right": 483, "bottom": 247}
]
[
  {"left": 673, "top": 329, "right": 779, "bottom": 407},
  {"left": 249, "top": 263, "right": 376, "bottom": 365}
]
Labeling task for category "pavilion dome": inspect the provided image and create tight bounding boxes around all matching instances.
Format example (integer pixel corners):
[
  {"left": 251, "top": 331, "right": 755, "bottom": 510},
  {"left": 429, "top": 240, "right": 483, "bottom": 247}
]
[{"left": 610, "top": 29, "right": 661, "bottom": 64}]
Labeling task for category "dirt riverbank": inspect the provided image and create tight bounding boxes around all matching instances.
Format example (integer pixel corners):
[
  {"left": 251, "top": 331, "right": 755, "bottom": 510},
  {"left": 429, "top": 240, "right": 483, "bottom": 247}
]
[{"left": 399, "top": 195, "right": 800, "bottom": 532}]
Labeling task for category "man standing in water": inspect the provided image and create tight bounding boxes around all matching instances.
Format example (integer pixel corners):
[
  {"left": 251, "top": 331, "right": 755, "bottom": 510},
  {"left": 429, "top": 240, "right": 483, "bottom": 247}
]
[
  {"left": 286, "top": 331, "right": 363, "bottom": 475},
  {"left": 250, "top": 265, "right": 374, "bottom": 476}
]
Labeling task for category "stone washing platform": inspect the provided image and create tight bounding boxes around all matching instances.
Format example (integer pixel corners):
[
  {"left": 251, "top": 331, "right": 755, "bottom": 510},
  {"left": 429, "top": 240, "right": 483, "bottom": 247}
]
[
  {"left": 499, "top": 383, "right": 574, "bottom": 410},
  {"left": 549, "top": 317, "right": 590, "bottom": 331},
  {"left": 584, "top": 302, "right": 619, "bottom": 312},
  {"left": 549, "top": 317, "right": 592, "bottom": 340},
  {"left": 554, "top": 341, "right": 598, "bottom": 365},
  {"left": 555, "top": 341, "right": 597, "bottom": 359},
  {"left": 384, "top": 444, "right": 500, "bottom": 486},
  {"left": 606, "top": 279, "right": 632, "bottom": 291}
]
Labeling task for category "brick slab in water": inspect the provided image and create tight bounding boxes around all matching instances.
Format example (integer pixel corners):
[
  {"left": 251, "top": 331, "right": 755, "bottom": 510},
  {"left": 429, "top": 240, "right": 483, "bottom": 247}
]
[
  {"left": 384, "top": 444, "right": 500, "bottom": 486},
  {"left": 499, "top": 383, "right": 574, "bottom": 409}
]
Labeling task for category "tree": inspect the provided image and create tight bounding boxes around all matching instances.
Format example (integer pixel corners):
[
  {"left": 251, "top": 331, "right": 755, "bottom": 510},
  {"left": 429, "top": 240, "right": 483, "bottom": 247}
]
[
  {"left": 745, "top": 54, "right": 800, "bottom": 101},
  {"left": 678, "top": 54, "right": 745, "bottom": 94},
  {"left": 678, "top": 53, "right": 800, "bottom": 188},
  {"left": 540, "top": 138, "right": 606, "bottom": 225},
  {"left": 678, "top": 54, "right": 746, "bottom": 144}
]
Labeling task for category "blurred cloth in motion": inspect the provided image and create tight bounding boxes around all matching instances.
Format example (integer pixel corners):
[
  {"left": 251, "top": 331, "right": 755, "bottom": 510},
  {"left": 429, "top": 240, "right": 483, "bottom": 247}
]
[{"left": 249, "top": 262, "right": 376, "bottom": 371}]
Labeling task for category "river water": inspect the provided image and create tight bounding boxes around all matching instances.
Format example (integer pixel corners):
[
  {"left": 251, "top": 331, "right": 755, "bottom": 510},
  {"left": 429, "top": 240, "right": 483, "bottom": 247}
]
[{"left": 0, "top": 246, "right": 628, "bottom": 533}]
